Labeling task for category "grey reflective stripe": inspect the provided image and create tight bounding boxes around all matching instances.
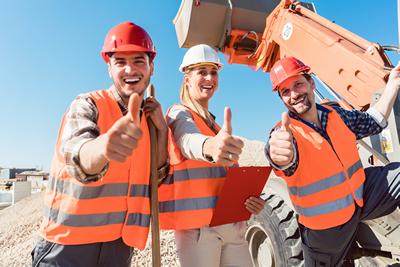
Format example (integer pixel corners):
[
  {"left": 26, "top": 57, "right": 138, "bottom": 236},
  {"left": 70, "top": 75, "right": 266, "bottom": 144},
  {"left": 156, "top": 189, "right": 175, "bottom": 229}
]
[
  {"left": 294, "top": 193, "right": 353, "bottom": 217},
  {"left": 130, "top": 184, "right": 150, "bottom": 197},
  {"left": 48, "top": 176, "right": 129, "bottom": 199},
  {"left": 162, "top": 166, "right": 226, "bottom": 184},
  {"left": 347, "top": 160, "right": 363, "bottom": 178},
  {"left": 126, "top": 213, "right": 151, "bottom": 227},
  {"left": 159, "top": 197, "right": 218, "bottom": 212},
  {"left": 44, "top": 206, "right": 126, "bottom": 227},
  {"left": 289, "top": 172, "right": 346, "bottom": 197},
  {"left": 354, "top": 183, "right": 363, "bottom": 200},
  {"left": 289, "top": 160, "right": 363, "bottom": 197}
]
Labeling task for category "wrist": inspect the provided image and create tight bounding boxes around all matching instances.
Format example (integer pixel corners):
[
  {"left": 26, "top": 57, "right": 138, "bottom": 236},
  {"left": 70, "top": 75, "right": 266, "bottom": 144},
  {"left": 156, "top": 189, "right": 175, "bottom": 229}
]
[{"left": 202, "top": 137, "right": 215, "bottom": 162}]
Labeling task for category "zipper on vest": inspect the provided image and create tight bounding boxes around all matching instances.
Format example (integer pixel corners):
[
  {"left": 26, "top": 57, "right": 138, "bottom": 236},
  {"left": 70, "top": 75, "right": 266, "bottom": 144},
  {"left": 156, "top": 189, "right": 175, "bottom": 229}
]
[{"left": 327, "top": 140, "right": 359, "bottom": 203}]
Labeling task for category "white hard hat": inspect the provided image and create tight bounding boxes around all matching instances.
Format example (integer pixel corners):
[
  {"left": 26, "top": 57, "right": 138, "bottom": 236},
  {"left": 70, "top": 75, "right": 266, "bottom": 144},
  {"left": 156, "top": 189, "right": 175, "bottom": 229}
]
[{"left": 179, "top": 44, "right": 223, "bottom": 73}]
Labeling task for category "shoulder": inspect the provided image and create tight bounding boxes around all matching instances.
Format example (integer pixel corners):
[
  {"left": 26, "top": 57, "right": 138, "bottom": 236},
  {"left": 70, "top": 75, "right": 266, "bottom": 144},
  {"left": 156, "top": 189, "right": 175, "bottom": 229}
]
[
  {"left": 65, "top": 91, "right": 99, "bottom": 118},
  {"left": 167, "top": 104, "right": 193, "bottom": 120}
]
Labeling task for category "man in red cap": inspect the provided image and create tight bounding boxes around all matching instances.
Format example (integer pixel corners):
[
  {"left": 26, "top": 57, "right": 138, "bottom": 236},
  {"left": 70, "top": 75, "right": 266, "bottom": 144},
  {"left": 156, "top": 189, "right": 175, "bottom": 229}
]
[
  {"left": 31, "top": 22, "right": 169, "bottom": 267},
  {"left": 266, "top": 57, "right": 400, "bottom": 266}
]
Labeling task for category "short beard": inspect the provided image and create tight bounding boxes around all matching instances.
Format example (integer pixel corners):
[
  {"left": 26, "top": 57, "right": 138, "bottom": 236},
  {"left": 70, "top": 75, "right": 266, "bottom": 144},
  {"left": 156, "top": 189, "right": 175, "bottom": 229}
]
[{"left": 286, "top": 96, "right": 312, "bottom": 115}]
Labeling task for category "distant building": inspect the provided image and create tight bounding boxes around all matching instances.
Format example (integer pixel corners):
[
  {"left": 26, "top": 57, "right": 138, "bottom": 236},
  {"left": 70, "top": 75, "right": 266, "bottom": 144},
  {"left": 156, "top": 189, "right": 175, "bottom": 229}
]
[
  {"left": 0, "top": 168, "right": 36, "bottom": 179},
  {"left": 15, "top": 171, "right": 49, "bottom": 192}
]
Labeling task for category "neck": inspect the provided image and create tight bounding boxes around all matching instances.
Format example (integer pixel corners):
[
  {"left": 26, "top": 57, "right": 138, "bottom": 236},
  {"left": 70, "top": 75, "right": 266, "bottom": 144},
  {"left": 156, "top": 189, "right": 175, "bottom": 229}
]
[
  {"left": 298, "top": 104, "right": 321, "bottom": 127},
  {"left": 199, "top": 99, "right": 208, "bottom": 110}
]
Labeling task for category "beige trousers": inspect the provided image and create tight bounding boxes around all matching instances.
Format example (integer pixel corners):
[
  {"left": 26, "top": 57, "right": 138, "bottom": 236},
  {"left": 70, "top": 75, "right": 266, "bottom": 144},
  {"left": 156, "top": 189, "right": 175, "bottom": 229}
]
[{"left": 175, "top": 222, "right": 253, "bottom": 267}]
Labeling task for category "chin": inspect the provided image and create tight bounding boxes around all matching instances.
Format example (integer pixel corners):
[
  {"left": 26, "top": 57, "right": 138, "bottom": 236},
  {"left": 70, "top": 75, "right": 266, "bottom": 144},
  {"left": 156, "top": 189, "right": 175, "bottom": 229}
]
[{"left": 296, "top": 107, "right": 312, "bottom": 115}]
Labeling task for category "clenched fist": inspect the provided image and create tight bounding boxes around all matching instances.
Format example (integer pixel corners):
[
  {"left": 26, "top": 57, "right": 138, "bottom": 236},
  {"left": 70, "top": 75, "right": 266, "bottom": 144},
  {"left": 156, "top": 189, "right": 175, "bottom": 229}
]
[
  {"left": 203, "top": 107, "right": 244, "bottom": 166},
  {"left": 101, "top": 93, "right": 143, "bottom": 162},
  {"left": 268, "top": 112, "right": 294, "bottom": 167}
]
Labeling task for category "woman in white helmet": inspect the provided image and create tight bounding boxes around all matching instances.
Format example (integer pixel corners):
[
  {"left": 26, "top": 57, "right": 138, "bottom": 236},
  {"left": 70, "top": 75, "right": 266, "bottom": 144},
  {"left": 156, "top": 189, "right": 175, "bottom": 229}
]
[{"left": 158, "top": 44, "right": 265, "bottom": 267}]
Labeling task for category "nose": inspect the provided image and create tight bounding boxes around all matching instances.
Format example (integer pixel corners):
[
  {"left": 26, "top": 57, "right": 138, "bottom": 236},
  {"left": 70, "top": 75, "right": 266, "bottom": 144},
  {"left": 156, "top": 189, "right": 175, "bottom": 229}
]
[
  {"left": 290, "top": 89, "right": 301, "bottom": 98},
  {"left": 203, "top": 73, "right": 213, "bottom": 81},
  {"left": 124, "top": 63, "right": 135, "bottom": 74}
]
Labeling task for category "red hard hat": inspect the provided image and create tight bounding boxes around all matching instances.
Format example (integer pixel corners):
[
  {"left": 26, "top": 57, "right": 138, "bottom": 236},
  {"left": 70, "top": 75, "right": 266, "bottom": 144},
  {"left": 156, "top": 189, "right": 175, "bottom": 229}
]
[
  {"left": 101, "top": 22, "right": 156, "bottom": 63},
  {"left": 270, "top": 57, "right": 310, "bottom": 91}
]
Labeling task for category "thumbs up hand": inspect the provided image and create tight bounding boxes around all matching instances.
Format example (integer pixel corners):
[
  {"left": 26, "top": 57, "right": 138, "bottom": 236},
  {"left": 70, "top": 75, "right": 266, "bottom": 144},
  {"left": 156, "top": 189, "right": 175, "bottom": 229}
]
[
  {"left": 101, "top": 93, "right": 144, "bottom": 162},
  {"left": 268, "top": 112, "right": 294, "bottom": 167},
  {"left": 203, "top": 107, "right": 244, "bottom": 166}
]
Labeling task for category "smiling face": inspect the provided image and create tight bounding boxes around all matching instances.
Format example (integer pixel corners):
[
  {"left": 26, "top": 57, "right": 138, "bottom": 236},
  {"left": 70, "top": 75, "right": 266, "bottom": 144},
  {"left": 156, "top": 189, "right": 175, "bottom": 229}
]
[
  {"left": 108, "top": 51, "right": 153, "bottom": 103},
  {"left": 278, "top": 74, "right": 316, "bottom": 117},
  {"left": 184, "top": 64, "right": 219, "bottom": 108}
]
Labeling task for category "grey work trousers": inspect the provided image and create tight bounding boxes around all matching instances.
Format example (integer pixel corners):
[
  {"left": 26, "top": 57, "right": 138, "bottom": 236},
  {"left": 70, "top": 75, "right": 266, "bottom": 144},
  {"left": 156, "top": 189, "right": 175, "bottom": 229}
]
[
  {"left": 299, "top": 162, "right": 400, "bottom": 267},
  {"left": 31, "top": 237, "right": 133, "bottom": 267}
]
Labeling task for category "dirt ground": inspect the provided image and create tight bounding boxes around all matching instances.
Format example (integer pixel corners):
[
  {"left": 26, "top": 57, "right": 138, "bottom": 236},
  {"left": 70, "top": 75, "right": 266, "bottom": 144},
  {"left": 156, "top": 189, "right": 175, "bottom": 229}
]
[
  {"left": 0, "top": 192, "right": 180, "bottom": 267},
  {"left": 0, "top": 140, "right": 267, "bottom": 267}
]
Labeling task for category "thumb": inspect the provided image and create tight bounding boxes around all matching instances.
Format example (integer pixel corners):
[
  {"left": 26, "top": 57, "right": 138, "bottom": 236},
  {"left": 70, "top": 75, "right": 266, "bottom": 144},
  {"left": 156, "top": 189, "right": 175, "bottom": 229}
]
[
  {"left": 222, "top": 107, "right": 232, "bottom": 135},
  {"left": 281, "top": 112, "right": 291, "bottom": 133},
  {"left": 127, "top": 93, "right": 141, "bottom": 125}
]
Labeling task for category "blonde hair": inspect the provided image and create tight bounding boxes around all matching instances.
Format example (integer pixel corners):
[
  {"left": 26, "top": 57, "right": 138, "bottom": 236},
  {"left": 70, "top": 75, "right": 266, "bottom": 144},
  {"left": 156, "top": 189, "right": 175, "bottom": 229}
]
[{"left": 180, "top": 67, "right": 218, "bottom": 132}]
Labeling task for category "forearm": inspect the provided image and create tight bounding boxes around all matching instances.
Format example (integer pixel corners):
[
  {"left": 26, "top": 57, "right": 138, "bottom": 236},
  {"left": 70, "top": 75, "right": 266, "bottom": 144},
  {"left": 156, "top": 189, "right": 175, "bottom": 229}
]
[
  {"left": 373, "top": 86, "right": 399, "bottom": 120},
  {"left": 78, "top": 135, "right": 109, "bottom": 175},
  {"left": 177, "top": 133, "right": 209, "bottom": 160},
  {"left": 373, "top": 65, "right": 400, "bottom": 120}
]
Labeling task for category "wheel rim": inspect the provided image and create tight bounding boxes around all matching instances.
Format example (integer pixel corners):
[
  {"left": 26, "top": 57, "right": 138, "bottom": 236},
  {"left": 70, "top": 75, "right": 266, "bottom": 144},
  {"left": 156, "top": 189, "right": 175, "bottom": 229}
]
[{"left": 246, "top": 224, "right": 276, "bottom": 267}]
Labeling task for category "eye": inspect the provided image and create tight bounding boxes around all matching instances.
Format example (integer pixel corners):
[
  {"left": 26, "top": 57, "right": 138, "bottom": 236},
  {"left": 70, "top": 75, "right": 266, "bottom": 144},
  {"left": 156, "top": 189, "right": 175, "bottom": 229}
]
[
  {"left": 199, "top": 70, "right": 207, "bottom": 76},
  {"left": 295, "top": 82, "right": 304, "bottom": 88},
  {"left": 281, "top": 88, "right": 290, "bottom": 96},
  {"left": 114, "top": 60, "right": 125, "bottom": 66},
  {"left": 134, "top": 59, "right": 146, "bottom": 65},
  {"left": 210, "top": 70, "right": 218, "bottom": 76}
]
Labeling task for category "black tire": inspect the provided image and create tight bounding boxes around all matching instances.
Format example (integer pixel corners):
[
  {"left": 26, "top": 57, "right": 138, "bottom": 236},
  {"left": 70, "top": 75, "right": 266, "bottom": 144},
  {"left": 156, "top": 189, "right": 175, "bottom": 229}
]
[{"left": 246, "top": 190, "right": 304, "bottom": 267}]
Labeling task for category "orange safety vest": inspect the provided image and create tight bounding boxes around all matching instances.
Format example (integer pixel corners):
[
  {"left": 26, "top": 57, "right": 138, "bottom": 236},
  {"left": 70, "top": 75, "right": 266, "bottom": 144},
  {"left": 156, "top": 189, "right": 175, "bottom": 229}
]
[
  {"left": 274, "top": 105, "right": 365, "bottom": 230},
  {"left": 40, "top": 90, "right": 151, "bottom": 250},
  {"left": 158, "top": 105, "right": 227, "bottom": 230}
]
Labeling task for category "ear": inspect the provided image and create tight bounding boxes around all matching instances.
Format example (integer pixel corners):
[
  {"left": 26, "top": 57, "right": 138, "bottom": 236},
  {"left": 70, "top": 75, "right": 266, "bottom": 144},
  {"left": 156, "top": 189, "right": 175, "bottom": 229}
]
[
  {"left": 310, "top": 78, "right": 316, "bottom": 91},
  {"left": 183, "top": 74, "right": 190, "bottom": 87},
  {"left": 107, "top": 63, "right": 112, "bottom": 78},
  {"left": 150, "top": 60, "right": 154, "bottom": 76}
]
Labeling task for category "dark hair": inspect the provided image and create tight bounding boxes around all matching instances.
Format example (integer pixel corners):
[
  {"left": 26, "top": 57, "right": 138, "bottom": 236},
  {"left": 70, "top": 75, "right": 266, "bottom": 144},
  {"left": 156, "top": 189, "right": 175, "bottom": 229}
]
[{"left": 303, "top": 73, "right": 312, "bottom": 82}]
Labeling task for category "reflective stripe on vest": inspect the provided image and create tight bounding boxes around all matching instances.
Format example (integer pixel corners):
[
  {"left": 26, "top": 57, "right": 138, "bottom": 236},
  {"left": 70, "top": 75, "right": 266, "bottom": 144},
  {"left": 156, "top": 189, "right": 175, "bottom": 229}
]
[
  {"left": 159, "top": 196, "right": 218, "bottom": 212},
  {"left": 293, "top": 183, "right": 363, "bottom": 217},
  {"left": 47, "top": 176, "right": 129, "bottom": 198},
  {"left": 275, "top": 105, "right": 366, "bottom": 230},
  {"left": 159, "top": 104, "right": 226, "bottom": 230},
  {"left": 162, "top": 166, "right": 226, "bottom": 184},
  {"left": 288, "top": 160, "right": 363, "bottom": 197},
  {"left": 40, "top": 90, "right": 151, "bottom": 249}
]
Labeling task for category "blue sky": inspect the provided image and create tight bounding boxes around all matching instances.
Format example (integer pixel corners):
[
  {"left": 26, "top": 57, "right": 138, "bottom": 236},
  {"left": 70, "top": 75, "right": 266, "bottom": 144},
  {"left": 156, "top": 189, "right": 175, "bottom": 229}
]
[{"left": 0, "top": 1, "right": 399, "bottom": 171}]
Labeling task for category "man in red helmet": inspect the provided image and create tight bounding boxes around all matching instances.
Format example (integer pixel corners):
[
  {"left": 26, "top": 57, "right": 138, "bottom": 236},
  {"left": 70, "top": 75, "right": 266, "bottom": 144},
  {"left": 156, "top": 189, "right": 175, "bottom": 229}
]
[
  {"left": 266, "top": 57, "right": 400, "bottom": 266},
  {"left": 31, "top": 22, "right": 168, "bottom": 267}
]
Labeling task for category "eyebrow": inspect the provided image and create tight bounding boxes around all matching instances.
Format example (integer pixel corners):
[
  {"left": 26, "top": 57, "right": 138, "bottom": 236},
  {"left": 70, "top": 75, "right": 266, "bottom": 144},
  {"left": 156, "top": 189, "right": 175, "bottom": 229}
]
[{"left": 197, "top": 66, "right": 217, "bottom": 71}]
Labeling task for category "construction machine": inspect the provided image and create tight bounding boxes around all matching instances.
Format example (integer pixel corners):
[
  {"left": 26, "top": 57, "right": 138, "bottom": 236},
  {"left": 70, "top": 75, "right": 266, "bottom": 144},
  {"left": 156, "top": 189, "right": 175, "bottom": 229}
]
[{"left": 173, "top": 0, "right": 400, "bottom": 266}]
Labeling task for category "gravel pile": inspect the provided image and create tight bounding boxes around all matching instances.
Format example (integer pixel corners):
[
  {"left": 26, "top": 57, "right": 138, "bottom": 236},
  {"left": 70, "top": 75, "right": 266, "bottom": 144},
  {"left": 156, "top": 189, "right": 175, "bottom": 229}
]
[{"left": 0, "top": 140, "right": 268, "bottom": 267}]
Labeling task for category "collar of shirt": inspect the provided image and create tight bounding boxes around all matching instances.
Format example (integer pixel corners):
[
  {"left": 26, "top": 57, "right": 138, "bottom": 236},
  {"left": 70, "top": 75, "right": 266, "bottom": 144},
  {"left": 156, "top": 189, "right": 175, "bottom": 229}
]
[
  {"left": 110, "top": 86, "right": 128, "bottom": 115},
  {"left": 288, "top": 103, "right": 332, "bottom": 141}
]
